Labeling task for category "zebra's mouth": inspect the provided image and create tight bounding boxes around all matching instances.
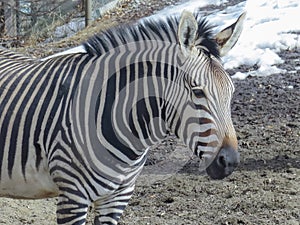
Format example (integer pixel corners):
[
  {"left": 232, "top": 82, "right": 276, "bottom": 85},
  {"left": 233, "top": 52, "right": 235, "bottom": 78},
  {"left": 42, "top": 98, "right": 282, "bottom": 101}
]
[{"left": 205, "top": 146, "right": 240, "bottom": 180}]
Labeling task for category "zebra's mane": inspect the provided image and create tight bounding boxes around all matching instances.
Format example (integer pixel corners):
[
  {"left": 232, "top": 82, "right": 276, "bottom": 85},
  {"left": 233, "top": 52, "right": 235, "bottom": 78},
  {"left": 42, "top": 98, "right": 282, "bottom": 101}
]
[{"left": 83, "top": 13, "right": 219, "bottom": 58}]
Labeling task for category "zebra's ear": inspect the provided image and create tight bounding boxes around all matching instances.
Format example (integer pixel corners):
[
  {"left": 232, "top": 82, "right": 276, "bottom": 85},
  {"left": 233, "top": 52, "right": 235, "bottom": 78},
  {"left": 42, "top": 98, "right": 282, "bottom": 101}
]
[
  {"left": 215, "top": 12, "right": 246, "bottom": 56},
  {"left": 178, "top": 10, "right": 198, "bottom": 50}
]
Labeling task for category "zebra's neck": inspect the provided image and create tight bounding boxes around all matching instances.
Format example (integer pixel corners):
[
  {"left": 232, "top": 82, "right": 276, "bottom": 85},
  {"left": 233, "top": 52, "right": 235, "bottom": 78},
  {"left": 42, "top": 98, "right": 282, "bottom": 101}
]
[
  {"left": 96, "top": 62, "right": 177, "bottom": 159},
  {"left": 67, "top": 41, "right": 188, "bottom": 172}
]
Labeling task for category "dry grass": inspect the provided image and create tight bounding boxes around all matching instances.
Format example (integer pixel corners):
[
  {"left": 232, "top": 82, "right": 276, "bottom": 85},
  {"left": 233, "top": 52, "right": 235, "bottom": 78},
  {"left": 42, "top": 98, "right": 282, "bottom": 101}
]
[{"left": 15, "top": 0, "right": 182, "bottom": 58}]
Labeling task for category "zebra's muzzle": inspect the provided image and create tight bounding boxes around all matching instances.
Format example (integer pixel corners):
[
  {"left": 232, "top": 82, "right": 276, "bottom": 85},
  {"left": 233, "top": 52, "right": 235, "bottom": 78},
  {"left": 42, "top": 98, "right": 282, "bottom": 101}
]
[{"left": 205, "top": 146, "right": 240, "bottom": 180}]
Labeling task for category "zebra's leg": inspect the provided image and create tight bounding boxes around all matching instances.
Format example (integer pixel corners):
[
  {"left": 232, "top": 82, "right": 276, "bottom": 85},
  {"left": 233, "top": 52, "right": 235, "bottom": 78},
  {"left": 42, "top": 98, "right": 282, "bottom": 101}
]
[
  {"left": 93, "top": 184, "right": 135, "bottom": 225},
  {"left": 56, "top": 188, "right": 91, "bottom": 225}
]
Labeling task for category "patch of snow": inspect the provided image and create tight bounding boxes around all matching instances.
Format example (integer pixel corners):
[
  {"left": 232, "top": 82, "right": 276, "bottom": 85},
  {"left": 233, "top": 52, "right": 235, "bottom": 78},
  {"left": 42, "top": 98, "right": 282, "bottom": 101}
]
[
  {"left": 157, "top": 0, "right": 229, "bottom": 15},
  {"left": 94, "top": 0, "right": 120, "bottom": 18},
  {"left": 220, "top": 0, "right": 300, "bottom": 78},
  {"left": 231, "top": 71, "right": 248, "bottom": 80},
  {"left": 157, "top": 0, "right": 300, "bottom": 79},
  {"left": 53, "top": 18, "right": 85, "bottom": 40}
]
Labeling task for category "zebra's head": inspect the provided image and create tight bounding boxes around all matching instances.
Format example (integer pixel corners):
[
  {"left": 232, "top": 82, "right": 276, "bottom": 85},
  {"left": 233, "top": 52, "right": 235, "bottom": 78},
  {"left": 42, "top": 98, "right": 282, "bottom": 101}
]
[
  {"left": 74, "top": 10, "right": 245, "bottom": 180},
  {"left": 170, "top": 11, "right": 245, "bottom": 179}
]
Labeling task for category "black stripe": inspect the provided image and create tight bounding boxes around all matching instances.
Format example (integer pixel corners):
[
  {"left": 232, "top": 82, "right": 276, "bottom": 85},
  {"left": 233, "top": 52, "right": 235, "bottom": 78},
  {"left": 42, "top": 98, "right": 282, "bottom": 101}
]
[
  {"left": 0, "top": 65, "right": 39, "bottom": 178},
  {"left": 101, "top": 69, "right": 140, "bottom": 161},
  {"left": 0, "top": 65, "right": 26, "bottom": 178},
  {"left": 196, "top": 140, "right": 219, "bottom": 147},
  {"left": 10, "top": 66, "right": 44, "bottom": 177}
]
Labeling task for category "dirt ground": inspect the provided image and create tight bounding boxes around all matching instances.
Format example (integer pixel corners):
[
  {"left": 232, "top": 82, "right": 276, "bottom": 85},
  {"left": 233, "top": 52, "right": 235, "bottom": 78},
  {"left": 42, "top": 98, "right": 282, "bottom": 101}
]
[{"left": 0, "top": 0, "right": 299, "bottom": 225}]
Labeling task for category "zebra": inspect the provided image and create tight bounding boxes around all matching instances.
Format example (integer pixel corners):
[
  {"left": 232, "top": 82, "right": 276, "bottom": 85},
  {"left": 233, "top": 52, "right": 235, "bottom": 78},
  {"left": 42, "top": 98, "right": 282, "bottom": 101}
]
[
  {"left": 0, "top": 10, "right": 245, "bottom": 225},
  {"left": 0, "top": 47, "right": 38, "bottom": 63}
]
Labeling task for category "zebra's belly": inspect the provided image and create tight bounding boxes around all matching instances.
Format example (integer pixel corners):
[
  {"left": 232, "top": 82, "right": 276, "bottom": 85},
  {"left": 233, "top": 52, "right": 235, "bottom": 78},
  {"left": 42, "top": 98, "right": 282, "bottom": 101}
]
[{"left": 0, "top": 166, "right": 59, "bottom": 199}]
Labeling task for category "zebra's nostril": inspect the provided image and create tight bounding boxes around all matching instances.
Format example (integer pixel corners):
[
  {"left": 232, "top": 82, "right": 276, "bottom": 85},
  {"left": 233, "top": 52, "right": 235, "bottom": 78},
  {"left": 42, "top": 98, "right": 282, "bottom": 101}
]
[
  {"left": 218, "top": 155, "right": 227, "bottom": 168},
  {"left": 199, "top": 151, "right": 204, "bottom": 159}
]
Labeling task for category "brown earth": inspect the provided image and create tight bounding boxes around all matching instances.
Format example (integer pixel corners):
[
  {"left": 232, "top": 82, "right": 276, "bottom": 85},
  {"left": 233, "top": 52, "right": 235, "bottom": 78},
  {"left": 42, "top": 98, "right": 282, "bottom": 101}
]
[{"left": 0, "top": 0, "right": 299, "bottom": 225}]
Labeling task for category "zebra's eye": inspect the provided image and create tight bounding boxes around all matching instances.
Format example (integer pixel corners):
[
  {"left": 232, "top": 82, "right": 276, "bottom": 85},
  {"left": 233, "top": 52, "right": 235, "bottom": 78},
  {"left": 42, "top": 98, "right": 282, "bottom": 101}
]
[{"left": 192, "top": 88, "right": 206, "bottom": 98}]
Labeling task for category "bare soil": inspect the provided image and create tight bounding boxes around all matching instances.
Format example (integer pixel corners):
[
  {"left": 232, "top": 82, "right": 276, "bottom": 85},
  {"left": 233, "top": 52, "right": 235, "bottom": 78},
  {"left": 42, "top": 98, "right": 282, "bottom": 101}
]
[{"left": 0, "top": 0, "right": 299, "bottom": 225}]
